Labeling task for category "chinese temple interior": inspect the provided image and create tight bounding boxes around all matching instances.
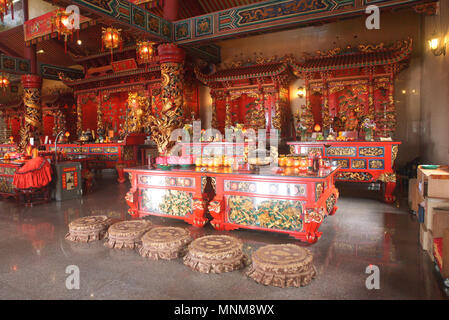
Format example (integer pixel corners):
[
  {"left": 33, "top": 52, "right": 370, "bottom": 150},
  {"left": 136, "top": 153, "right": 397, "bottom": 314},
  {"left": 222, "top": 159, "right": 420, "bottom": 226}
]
[{"left": 1, "top": 0, "right": 449, "bottom": 300}]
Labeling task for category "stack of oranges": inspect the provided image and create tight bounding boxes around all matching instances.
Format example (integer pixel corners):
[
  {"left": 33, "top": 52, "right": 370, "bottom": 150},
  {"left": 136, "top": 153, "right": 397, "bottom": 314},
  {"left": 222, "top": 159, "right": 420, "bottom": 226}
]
[
  {"left": 278, "top": 155, "right": 308, "bottom": 169},
  {"left": 195, "top": 156, "right": 236, "bottom": 167}
]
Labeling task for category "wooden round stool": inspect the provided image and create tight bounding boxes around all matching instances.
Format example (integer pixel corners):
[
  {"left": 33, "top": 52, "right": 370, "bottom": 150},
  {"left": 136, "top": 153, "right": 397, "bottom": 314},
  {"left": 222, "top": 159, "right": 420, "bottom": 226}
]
[
  {"left": 138, "top": 227, "right": 193, "bottom": 260},
  {"left": 65, "top": 215, "right": 110, "bottom": 243},
  {"left": 183, "top": 235, "right": 247, "bottom": 273},
  {"left": 104, "top": 220, "right": 153, "bottom": 249},
  {"left": 246, "top": 244, "right": 316, "bottom": 288}
]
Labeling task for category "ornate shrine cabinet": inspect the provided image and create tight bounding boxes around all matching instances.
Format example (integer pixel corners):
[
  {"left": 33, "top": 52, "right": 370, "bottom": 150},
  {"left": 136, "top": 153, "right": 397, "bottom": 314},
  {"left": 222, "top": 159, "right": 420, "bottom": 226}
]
[
  {"left": 195, "top": 62, "right": 294, "bottom": 139},
  {"left": 288, "top": 141, "right": 400, "bottom": 203},
  {"left": 289, "top": 39, "right": 412, "bottom": 138}
]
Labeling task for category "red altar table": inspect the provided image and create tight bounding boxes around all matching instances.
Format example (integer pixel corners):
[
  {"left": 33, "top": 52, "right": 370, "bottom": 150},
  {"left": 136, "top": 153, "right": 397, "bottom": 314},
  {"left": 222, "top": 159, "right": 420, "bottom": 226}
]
[
  {"left": 45, "top": 134, "right": 145, "bottom": 183},
  {"left": 0, "top": 144, "right": 18, "bottom": 157},
  {"left": 287, "top": 141, "right": 400, "bottom": 203},
  {"left": 124, "top": 165, "right": 339, "bottom": 243}
]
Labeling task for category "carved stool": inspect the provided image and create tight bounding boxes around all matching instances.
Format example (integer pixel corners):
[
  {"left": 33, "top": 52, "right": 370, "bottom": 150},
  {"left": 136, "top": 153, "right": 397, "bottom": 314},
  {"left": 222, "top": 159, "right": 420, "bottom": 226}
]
[
  {"left": 65, "top": 215, "right": 111, "bottom": 243},
  {"left": 246, "top": 244, "right": 316, "bottom": 288},
  {"left": 104, "top": 220, "right": 153, "bottom": 249},
  {"left": 183, "top": 235, "right": 247, "bottom": 273},
  {"left": 138, "top": 227, "right": 193, "bottom": 260}
]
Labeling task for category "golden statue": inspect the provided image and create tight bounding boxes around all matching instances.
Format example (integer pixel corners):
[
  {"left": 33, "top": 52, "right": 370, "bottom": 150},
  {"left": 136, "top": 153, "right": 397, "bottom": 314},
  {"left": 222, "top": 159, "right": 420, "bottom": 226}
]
[{"left": 126, "top": 92, "right": 149, "bottom": 133}]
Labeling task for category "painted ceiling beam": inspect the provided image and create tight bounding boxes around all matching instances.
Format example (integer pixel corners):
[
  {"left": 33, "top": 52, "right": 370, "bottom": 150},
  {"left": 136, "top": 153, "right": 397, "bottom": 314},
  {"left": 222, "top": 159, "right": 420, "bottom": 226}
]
[
  {"left": 0, "top": 54, "right": 84, "bottom": 80},
  {"left": 34, "top": 0, "right": 436, "bottom": 64},
  {"left": 46, "top": 0, "right": 173, "bottom": 42},
  {"left": 173, "top": 0, "right": 439, "bottom": 45}
]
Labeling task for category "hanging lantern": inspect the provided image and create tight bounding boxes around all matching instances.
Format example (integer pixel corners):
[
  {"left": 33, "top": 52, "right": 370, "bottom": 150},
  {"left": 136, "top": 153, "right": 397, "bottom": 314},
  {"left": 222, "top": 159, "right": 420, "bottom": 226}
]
[
  {"left": 0, "top": 73, "right": 10, "bottom": 92},
  {"left": 136, "top": 41, "right": 154, "bottom": 64},
  {"left": 52, "top": 9, "right": 74, "bottom": 53},
  {"left": 0, "top": 0, "right": 13, "bottom": 23},
  {"left": 102, "top": 27, "right": 122, "bottom": 63}
]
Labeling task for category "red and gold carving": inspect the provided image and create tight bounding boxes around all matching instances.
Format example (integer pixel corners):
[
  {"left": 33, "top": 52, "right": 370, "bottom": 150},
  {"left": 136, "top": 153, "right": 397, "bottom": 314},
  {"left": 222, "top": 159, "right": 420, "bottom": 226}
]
[
  {"left": 148, "top": 44, "right": 185, "bottom": 155},
  {"left": 192, "top": 199, "right": 208, "bottom": 227},
  {"left": 19, "top": 75, "right": 42, "bottom": 152},
  {"left": 126, "top": 92, "right": 148, "bottom": 133}
]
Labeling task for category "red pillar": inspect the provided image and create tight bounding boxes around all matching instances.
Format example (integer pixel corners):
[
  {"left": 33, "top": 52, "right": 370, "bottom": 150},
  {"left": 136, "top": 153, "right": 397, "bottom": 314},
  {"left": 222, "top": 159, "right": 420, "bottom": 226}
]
[
  {"left": 157, "top": 43, "right": 185, "bottom": 116},
  {"left": 23, "top": 0, "right": 37, "bottom": 74},
  {"left": 19, "top": 75, "right": 43, "bottom": 151},
  {"left": 163, "top": 0, "right": 179, "bottom": 21}
]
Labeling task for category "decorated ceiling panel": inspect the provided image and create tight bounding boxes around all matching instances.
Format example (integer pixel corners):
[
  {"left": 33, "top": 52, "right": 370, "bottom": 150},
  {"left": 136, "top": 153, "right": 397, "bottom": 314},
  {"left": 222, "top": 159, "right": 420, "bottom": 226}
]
[{"left": 174, "top": 0, "right": 437, "bottom": 44}]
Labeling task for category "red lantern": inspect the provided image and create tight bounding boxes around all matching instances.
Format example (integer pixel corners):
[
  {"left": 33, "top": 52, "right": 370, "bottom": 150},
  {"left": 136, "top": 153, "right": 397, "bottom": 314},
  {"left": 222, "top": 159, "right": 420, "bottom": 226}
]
[
  {"left": 314, "top": 124, "right": 321, "bottom": 132},
  {"left": 0, "top": 73, "right": 10, "bottom": 92},
  {"left": 0, "top": 0, "right": 13, "bottom": 23},
  {"left": 136, "top": 41, "right": 154, "bottom": 64},
  {"left": 102, "top": 27, "right": 122, "bottom": 63},
  {"left": 52, "top": 9, "right": 74, "bottom": 53}
]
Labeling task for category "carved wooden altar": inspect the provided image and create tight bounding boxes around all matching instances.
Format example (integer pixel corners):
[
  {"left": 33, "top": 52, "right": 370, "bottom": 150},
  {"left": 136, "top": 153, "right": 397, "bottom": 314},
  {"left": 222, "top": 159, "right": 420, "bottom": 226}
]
[
  {"left": 288, "top": 141, "right": 400, "bottom": 203},
  {"left": 195, "top": 62, "right": 294, "bottom": 138},
  {"left": 124, "top": 165, "right": 339, "bottom": 243},
  {"left": 289, "top": 39, "right": 412, "bottom": 138}
]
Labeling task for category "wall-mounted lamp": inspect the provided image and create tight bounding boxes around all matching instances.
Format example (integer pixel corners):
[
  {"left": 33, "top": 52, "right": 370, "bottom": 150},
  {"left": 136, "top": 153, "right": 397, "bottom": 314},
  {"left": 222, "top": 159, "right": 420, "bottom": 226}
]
[
  {"left": 296, "top": 87, "right": 306, "bottom": 98},
  {"left": 428, "top": 33, "right": 446, "bottom": 56}
]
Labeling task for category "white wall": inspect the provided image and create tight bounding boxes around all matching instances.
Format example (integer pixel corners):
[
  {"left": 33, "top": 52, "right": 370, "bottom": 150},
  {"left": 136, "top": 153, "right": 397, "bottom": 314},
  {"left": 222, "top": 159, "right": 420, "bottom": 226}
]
[
  {"left": 420, "top": 2, "right": 449, "bottom": 165},
  {"left": 29, "top": 0, "right": 58, "bottom": 19}
]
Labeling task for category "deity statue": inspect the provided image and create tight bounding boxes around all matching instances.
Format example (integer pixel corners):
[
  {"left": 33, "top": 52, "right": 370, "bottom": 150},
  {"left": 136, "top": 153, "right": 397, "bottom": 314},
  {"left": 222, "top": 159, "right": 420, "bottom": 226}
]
[
  {"left": 126, "top": 92, "right": 149, "bottom": 133},
  {"left": 345, "top": 110, "right": 359, "bottom": 131}
]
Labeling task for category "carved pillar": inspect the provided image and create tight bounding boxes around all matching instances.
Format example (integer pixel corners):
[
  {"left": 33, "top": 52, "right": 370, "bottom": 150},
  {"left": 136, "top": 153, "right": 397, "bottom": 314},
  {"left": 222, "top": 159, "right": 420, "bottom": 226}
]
[
  {"left": 158, "top": 43, "right": 185, "bottom": 120},
  {"left": 97, "top": 92, "right": 104, "bottom": 135},
  {"left": 388, "top": 76, "right": 396, "bottom": 138},
  {"left": 272, "top": 84, "right": 281, "bottom": 131},
  {"left": 225, "top": 91, "right": 232, "bottom": 129},
  {"left": 368, "top": 75, "right": 375, "bottom": 117},
  {"left": 147, "top": 44, "right": 185, "bottom": 156},
  {"left": 19, "top": 74, "right": 42, "bottom": 152},
  {"left": 76, "top": 95, "right": 82, "bottom": 137},
  {"left": 303, "top": 79, "right": 314, "bottom": 133},
  {"left": 258, "top": 87, "right": 266, "bottom": 129},
  {"left": 321, "top": 85, "right": 329, "bottom": 131},
  {"left": 210, "top": 89, "right": 218, "bottom": 129}
]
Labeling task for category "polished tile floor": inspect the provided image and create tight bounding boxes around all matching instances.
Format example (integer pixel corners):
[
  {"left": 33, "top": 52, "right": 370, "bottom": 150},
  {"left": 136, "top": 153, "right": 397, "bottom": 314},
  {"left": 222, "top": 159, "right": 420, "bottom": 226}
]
[{"left": 0, "top": 171, "right": 447, "bottom": 300}]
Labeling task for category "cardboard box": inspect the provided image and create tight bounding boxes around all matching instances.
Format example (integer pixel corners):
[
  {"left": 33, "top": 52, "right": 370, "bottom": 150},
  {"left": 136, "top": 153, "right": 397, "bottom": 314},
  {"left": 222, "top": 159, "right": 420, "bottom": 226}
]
[
  {"left": 418, "top": 204, "right": 425, "bottom": 223},
  {"left": 424, "top": 198, "right": 449, "bottom": 231},
  {"left": 432, "top": 208, "right": 449, "bottom": 238},
  {"left": 409, "top": 178, "right": 417, "bottom": 210},
  {"left": 442, "top": 229, "right": 449, "bottom": 278},
  {"left": 417, "top": 165, "right": 449, "bottom": 199},
  {"left": 420, "top": 224, "right": 432, "bottom": 252},
  {"left": 427, "top": 230, "right": 434, "bottom": 261}
]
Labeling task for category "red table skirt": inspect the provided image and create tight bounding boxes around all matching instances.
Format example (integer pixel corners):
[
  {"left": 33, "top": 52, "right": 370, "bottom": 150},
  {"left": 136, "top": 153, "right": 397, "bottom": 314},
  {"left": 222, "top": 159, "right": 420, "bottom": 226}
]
[
  {"left": 13, "top": 157, "right": 52, "bottom": 189},
  {"left": 434, "top": 238, "right": 443, "bottom": 271}
]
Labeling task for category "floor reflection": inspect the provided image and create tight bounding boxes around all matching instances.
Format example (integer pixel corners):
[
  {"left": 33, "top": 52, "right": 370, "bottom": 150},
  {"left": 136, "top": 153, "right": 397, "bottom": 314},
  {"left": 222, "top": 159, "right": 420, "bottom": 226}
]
[{"left": 0, "top": 171, "right": 446, "bottom": 299}]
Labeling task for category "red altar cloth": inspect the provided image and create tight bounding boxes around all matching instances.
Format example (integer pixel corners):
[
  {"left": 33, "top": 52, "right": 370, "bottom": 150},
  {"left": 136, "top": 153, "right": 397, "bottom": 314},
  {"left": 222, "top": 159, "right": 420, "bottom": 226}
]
[{"left": 13, "top": 157, "right": 52, "bottom": 189}]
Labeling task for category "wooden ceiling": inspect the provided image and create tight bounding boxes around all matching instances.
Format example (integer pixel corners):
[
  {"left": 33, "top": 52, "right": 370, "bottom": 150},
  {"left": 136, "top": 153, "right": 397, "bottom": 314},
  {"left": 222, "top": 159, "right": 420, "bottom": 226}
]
[{"left": 144, "top": 0, "right": 266, "bottom": 20}]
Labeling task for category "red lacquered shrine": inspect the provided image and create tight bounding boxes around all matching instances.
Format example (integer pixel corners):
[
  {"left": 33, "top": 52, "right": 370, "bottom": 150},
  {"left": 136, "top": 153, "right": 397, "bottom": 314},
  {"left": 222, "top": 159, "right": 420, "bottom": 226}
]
[{"left": 195, "top": 61, "right": 294, "bottom": 139}]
